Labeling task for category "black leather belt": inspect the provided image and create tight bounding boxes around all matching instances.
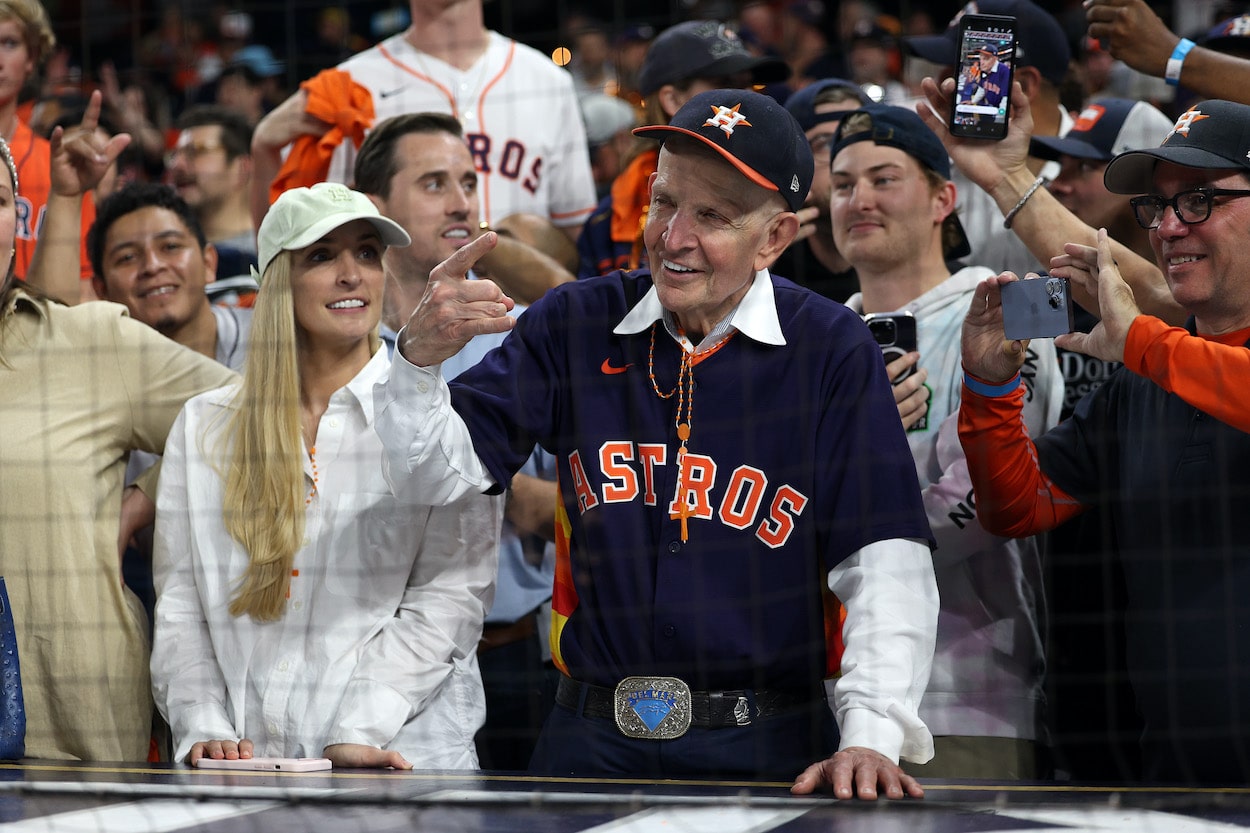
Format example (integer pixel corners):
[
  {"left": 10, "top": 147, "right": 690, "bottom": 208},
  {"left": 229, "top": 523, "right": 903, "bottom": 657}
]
[{"left": 556, "top": 676, "right": 810, "bottom": 730}]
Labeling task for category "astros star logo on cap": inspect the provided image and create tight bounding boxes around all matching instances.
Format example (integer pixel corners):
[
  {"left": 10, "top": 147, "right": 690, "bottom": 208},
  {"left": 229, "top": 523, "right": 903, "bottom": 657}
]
[
  {"left": 1167, "top": 106, "right": 1210, "bottom": 141},
  {"left": 703, "top": 104, "right": 751, "bottom": 137}
]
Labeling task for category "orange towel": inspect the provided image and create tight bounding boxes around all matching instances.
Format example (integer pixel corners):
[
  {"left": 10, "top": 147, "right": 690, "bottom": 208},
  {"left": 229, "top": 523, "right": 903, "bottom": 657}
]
[{"left": 269, "top": 68, "right": 374, "bottom": 204}]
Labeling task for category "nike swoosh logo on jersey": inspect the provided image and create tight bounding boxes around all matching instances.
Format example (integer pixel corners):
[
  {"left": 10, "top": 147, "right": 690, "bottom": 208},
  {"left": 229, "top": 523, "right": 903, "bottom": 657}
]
[
  {"left": 601, "top": 358, "right": 632, "bottom": 375},
  {"left": 379, "top": 86, "right": 406, "bottom": 99}
]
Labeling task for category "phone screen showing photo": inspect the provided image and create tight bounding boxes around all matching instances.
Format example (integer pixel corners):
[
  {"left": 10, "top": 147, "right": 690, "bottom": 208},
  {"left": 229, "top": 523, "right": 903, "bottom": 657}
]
[{"left": 950, "top": 14, "right": 1016, "bottom": 140}]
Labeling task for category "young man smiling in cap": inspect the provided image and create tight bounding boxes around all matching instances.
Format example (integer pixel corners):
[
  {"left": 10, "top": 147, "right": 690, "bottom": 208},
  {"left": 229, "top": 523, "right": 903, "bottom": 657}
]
[
  {"left": 831, "top": 103, "right": 1062, "bottom": 779},
  {"left": 958, "top": 98, "right": 1250, "bottom": 784},
  {"left": 376, "top": 89, "right": 939, "bottom": 798}
]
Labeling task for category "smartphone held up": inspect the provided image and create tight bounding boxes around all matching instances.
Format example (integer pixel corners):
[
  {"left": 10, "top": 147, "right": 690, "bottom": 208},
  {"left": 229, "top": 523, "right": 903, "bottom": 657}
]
[
  {"left": 865, "top": 311, "right": 918, "bottom": 384},
  {"left": 950, "top": 14, "right": 1016, "bottom": 141},
  {"left": 1000, "top": 275, "right": 1075, "bottom": 340}
]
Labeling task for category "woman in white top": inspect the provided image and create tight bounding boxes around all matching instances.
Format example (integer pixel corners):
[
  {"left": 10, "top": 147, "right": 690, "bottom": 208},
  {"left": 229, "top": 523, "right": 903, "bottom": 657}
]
[{"left": 151, "top": 182, "right": 501, "bottom": 768}]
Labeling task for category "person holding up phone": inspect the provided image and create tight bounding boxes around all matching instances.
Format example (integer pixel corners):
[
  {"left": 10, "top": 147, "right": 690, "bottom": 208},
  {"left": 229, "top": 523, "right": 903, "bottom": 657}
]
[
  {"left": 903, "top": 0, "right": 1075, "bottom": 279},
  {"left": 958, "top": 101, "right": 1250, "bottom": 783},
  {"left": 151, "top": 183, "right": 501, "bottom": 769},
  {"left": 829, "top": 103, "right": 1063, "bottom": 780}
]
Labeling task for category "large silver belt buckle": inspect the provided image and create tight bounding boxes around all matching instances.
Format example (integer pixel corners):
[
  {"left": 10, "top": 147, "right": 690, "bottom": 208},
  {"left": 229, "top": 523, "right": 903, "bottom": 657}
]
[{"left": 613, "top": 676, "right": 692, "bottom": 740}]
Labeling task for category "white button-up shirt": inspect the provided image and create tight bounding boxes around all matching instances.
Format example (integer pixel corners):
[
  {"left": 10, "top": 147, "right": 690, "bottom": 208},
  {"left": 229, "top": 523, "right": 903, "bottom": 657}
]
[{"left": 152, "top": 347, "right": 501, "bottom": 765}]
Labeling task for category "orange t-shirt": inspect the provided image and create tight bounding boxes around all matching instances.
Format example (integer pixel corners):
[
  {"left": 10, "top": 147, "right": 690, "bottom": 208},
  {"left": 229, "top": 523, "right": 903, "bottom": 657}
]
[{"left": 10, "top": 119, "right": 96, "bottom": 281}]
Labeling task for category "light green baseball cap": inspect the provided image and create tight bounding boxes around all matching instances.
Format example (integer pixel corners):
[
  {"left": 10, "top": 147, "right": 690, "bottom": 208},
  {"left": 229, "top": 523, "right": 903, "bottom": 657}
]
[{"left": 256, "top": 182, "right": 410, "bottom": 281}]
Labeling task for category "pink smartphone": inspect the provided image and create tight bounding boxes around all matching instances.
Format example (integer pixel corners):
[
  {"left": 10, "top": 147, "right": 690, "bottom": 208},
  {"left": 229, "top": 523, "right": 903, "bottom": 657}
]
[{"left": 193, "top": 756, "right": 332, "bottom": 772}]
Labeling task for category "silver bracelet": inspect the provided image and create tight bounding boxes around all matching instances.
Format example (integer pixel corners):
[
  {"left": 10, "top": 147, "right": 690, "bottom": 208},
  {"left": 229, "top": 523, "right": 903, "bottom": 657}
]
[{"left": 1003, "top": 175, "right": 1047, "bottom": 229}]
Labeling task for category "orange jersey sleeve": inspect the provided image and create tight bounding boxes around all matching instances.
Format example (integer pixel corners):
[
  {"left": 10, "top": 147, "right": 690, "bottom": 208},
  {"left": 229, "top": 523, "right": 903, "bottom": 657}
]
[
  {"left": 958, "top": 375, "right": 1084, "bottom": 538},
  {"left": 1123, "top": 315, "right": 1250, "bottom": 432},
  {"left": 9, "top": 122, "right": 96, "bottom": 281}
]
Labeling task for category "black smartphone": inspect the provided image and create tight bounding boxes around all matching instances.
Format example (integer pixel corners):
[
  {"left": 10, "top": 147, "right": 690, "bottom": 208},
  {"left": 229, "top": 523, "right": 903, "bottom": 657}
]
[
  {"left": 864, "top": 312, "right": 918, "bottom": 384},
  {"left": 1000, "top": 275, "right": 1075, "bottom": 340},
  {"left": 950, "top": 14, "right": 1016, "bottom": 141}
]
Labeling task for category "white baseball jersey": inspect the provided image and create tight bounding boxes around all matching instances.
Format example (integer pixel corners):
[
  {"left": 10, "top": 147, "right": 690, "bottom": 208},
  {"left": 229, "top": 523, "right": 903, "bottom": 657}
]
[{"left": 330, "top": 31, "right": 597, "bottom": 230}]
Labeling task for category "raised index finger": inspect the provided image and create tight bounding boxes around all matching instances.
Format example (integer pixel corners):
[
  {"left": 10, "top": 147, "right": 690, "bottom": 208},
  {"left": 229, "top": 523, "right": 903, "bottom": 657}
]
[{"left": 429, "top": 230, "right": 499, "bottom": 284}]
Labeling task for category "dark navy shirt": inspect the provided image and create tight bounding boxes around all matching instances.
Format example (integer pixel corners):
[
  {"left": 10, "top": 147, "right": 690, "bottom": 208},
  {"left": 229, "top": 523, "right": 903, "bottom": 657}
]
[{"left": 448, "top": 270, "right": 933, "bottom": 694}]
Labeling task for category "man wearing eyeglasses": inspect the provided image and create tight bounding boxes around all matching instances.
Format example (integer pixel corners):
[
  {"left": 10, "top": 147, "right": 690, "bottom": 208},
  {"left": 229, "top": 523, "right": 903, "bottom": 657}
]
[
  {"left": 956, "top": 98, "right": 1250, "bottom": 785},
  {"left": 166, "top": 105, "right": 258, "bottom": 286}
]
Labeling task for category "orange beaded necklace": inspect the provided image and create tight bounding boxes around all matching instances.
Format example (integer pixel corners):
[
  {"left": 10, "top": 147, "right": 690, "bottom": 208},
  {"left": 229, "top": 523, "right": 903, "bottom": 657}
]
[{"left": 647, "top": 321, "right": 735, "bottom": 541}]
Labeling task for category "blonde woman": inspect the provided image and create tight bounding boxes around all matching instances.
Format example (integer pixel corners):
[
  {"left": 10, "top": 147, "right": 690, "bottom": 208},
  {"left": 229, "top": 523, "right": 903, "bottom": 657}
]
[{"left": 151, "top": 183, "right": 500, "bottom": 768}]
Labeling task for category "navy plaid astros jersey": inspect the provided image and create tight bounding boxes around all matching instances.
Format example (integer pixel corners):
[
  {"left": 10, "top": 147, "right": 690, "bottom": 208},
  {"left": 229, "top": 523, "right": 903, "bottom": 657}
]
[{"left": 449, "top": 270, "right": 933, "bottom": 693}]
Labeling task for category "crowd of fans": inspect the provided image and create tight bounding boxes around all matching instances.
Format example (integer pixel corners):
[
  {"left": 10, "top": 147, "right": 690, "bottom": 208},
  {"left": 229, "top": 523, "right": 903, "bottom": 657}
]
[{"left": 9, "top": 0, "right": 1250, "bottom": 794}]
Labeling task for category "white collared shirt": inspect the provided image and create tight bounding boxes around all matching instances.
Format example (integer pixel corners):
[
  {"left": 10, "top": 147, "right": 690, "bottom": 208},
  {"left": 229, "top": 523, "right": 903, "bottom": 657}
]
[
  {"left": 153, "top": 347, "right": 502, "bottom": 765},
  {"left": 613, "top": 268, "right": 787, "bottom": 351}
]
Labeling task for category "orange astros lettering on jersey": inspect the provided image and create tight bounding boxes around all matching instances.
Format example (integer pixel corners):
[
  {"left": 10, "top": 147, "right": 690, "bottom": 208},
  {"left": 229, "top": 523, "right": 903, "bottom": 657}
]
[
  {"left": 758, "top": 486, "right": 809, "bottom": 549},
  {"left": 567, "top": 449, "right": 599, "bottom": 513},
  {"left": 599, "top": 441, "right": 637, "bottom": 503},
  {"left": 718, "top": 466, "right": 768, "bottom": 530},
  {"left": 569, "top": 443, "right": 809, "bottom": 548},
  {"left": 637, "top": 443, "right": 667, "bottom": 504},
  {"left": 667, "top": 452, "right": 716, "bottom": 522}
]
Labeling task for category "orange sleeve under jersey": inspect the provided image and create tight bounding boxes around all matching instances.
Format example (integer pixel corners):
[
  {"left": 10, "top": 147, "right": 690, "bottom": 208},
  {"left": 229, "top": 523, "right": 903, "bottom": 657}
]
[
  {"left": 1123, "top": 315, "right": 1250, "bottom": 432},
  {"left": 958, "top": 375, "right": 1084, "bottom": 538}
]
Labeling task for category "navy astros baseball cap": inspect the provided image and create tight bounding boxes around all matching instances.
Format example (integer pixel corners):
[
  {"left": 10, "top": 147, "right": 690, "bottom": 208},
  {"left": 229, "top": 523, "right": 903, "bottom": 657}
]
[
  {"left": 634, "top": 89, "right": 814, "bottom": 212},
  {"left": 637, "top": 20, "right": 790, "bottom": 96},
  {"left": 784, "top": 78, "right": 873, "bottom": 132},
  {"left": 1104, "top": 100, "right": 1250, "bottom": 194},
  {"left": 903, "top": 0, "right": 1071, "bottom": 87},
  {"left": 1031, "top": 98, "right": 1174, "bottom": 162},
  {"left": 1203, "top": 14, "right": 1250, "bottom": 57},
  {"left": 829, "top": 104, "right": 972, "bottom": 259}
]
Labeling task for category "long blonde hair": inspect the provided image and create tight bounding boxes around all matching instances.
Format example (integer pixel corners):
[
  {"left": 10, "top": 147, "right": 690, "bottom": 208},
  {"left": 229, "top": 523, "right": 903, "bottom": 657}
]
[{"left": 221, "top": 252, "right": 303, "bottom": 621}]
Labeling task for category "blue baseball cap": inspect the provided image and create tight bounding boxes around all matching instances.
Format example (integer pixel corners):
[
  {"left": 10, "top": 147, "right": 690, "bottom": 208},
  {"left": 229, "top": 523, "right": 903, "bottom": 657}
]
[
  {"left": 829, "top": 104, "right": 971, "bottom": 259},
  {"left": 903, "top": 0, "right": 1071, "bottom": 87},
  {"left": 634, "top": 88, "right": 813, "bottom": 212},
  {"left": 784, "top": 78, "right": 873, "bottom": 132},
  {"left": 637, "top": 21, "right": 790, "bottom": 96},
  {"left": 1031, "top": 98, "right": 1173, "bottom": 163},
  {"left": 1203, "top": 14, "right": 1250, "bottom": 55}
]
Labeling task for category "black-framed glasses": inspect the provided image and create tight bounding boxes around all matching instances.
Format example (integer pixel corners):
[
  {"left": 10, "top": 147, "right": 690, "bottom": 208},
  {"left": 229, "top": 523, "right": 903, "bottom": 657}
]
[{"left": 1129, "top": 187, "right": 1250, "bottom": 230}]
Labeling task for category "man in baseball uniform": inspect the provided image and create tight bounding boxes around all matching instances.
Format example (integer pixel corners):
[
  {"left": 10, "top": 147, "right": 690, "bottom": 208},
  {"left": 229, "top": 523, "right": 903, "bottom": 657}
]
[{"left": 254, "top": 0, "right": 596, "bottom": 251}]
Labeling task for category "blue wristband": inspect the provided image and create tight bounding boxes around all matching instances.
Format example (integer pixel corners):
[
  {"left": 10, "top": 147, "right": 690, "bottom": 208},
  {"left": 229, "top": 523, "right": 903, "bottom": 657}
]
[
  {"left": 963, "top": 372, "right": 1021, "bottom": 398},
  {"left": 1165, "top": 38, "right": 1195, "bottom": 86}
]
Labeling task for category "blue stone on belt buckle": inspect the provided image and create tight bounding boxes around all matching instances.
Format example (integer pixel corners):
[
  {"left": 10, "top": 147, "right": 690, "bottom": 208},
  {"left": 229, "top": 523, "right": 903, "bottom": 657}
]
[{"left": 613, "top": 676, "right": 693, "bottom": 739}]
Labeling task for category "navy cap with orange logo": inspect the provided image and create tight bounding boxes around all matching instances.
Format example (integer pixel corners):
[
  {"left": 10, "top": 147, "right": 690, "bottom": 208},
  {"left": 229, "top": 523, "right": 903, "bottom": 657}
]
[
  {"left": 1104, "top": 100, "right": 1250, "bottom": 194},
  {"left": 633, "top": 89, "right": 814, "bottom": 212},
  {"left": 1031, "top": 98, "right": 1173, "bottom": 163}
]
